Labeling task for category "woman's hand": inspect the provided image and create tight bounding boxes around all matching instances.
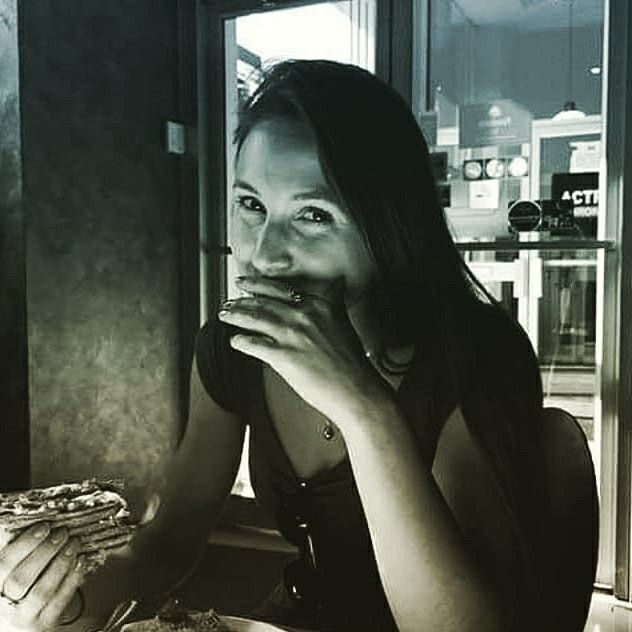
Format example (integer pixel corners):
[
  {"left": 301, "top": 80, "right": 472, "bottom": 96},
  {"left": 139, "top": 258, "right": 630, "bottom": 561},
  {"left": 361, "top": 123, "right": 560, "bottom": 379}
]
[
  {"left": 0, "top": 523, "right": 85, "bottom": 631},
  {"left": 217, "top": 276, "right": 391, "bottom": 427}
]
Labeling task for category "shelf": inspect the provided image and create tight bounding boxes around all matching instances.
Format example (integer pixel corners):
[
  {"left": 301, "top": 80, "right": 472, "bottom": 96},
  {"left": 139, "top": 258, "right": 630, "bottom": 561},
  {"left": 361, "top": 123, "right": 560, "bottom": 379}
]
[{"left": 455, "top": 239, "right": 614, "bottom": 252}]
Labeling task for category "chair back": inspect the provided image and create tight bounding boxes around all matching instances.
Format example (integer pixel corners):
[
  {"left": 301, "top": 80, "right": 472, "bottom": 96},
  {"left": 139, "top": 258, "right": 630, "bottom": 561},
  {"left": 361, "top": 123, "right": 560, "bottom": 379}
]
[{"left": 542, "top": 406, "right": 599, "bottom": 631}]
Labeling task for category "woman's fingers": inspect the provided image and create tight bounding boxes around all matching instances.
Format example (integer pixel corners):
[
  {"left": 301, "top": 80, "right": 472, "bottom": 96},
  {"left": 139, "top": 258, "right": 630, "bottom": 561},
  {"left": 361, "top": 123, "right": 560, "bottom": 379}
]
[
  {"left": 219, "top": 298, "right": 291, "bottom": 341},
  {"left": 221, "top": 277, "right": 350, "bottom": 364},
  {"left": 7, "top": 540, "right": 81, "bottom": 630},
  {"left": 36, "top": 556, "right": 85, "bottom": 629},
  {"left": 229, "top": 331, "right": 279, "bottom": 363},
  {"left": 3, "top": 527, "right": 69, "bottom": 601},
  {"left": 22, "top": 538, "right": 79, "bottom": 613},
  {"left": 219, "top": 283, "right": 345, "bottom": 356},
  {"left": 234, "top": 275, "right": 346, "bottom": 311},
  {"left": 0, "top": 523, "right": 51, "bottom": 590},
  {"left": 235, "top": 276, "right": 302, "bottom": 302}
]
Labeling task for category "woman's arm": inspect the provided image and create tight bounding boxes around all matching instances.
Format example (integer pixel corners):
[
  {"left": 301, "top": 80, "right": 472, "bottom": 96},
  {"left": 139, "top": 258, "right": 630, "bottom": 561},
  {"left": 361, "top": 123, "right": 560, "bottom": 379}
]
[
  {"left": 78, "top": 358, "right": 246, "bottom": 625},
  {"left": 0, "top": 358, "right": 245, "bottom": 632},
  {"left": 216, "top": 277, "right": 515, "bottom": 632},
  {"left": 339, "top": 395, "right": 508, "bottom": 632}
]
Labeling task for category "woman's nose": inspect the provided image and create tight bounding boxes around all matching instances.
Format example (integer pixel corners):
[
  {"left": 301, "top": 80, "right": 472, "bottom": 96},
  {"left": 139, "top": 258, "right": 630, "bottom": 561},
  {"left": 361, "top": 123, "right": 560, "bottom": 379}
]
[{"left": 251, "top": 221, "right": 293, "bottom": 276}]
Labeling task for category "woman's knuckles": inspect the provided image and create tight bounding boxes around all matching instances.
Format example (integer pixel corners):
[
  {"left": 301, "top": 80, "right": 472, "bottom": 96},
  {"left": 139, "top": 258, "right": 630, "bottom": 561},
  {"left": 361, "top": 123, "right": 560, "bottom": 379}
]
[
  {"left": 47, "top": 528, "right": 68, "bottom": 547},
  {"left": 37, "top": 608, "right": 62, "bottom": 631},
  {"left": 29, "top": 523, "right": 51, "bottom": 540},
  {"left": 62, "top": 539, "right": 79, "bottom": 560}
]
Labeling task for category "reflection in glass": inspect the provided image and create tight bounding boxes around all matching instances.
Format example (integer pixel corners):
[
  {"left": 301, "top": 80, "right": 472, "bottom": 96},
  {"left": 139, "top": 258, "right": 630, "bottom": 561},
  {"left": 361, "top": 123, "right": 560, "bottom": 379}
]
[
  {"left": 418, "top": 0, "right": 604, "bottom": 244},
  {"left": 462, "top": 248, "right": 600, "bottom": 485}
]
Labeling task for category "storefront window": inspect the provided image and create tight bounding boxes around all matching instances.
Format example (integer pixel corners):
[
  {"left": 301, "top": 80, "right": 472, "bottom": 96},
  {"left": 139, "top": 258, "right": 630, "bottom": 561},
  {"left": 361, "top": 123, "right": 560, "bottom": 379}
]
[
  {"left": 417, "top": 0, "right": 611, "bottom": 585},
  {"left": 462, "top": 247, "right": 599, "bottom": 464},
  {"left": 415, "top": 0, "right": 603, "bottom": 241}
]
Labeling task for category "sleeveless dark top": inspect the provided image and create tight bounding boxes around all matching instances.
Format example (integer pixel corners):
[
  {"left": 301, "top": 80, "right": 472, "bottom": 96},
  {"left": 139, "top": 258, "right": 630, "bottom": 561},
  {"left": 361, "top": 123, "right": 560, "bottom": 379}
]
[{"left": 194, "top": 302, "right": 546, "bottom": 631}]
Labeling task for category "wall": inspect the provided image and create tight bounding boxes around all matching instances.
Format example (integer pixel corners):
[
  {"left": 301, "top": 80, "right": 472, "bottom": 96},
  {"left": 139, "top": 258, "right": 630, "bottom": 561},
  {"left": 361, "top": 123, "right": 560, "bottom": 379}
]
[
  {"left": 19, "top": 1, "right": 183, "bottom": 501},
  {"left": 0, "top": 0, "right": 29, "bottom": 490}
]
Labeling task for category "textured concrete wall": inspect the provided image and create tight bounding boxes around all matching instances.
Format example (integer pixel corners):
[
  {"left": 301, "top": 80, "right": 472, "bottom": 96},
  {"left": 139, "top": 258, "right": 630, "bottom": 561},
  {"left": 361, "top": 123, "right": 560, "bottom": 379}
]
[
  {"left": 0, "top": 0, "right": 30, "bottom": 490},
  {"left": 20, "top": 1, "right": 182, "bottom": 500}
]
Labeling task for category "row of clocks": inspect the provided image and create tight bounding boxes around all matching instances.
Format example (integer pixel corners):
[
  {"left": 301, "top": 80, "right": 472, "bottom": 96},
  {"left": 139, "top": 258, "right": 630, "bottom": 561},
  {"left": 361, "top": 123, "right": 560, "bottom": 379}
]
[{"left": 463, "top": 156, "right": 529, "bottom": 180}]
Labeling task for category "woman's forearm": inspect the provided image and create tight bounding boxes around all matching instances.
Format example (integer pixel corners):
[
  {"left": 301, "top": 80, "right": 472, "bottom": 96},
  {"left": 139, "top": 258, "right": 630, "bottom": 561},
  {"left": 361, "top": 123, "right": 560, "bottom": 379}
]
[
  {"left": 338, "top": 395, "right": 503, "bottom": 632},
  {"left": 75, "top": 523, "right": 205, "bottom": 629}
]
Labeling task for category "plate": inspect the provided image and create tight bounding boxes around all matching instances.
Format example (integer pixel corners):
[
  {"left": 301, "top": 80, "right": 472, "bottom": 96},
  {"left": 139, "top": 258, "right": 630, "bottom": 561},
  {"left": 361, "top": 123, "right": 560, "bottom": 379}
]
[
  {"left": 120, "top": 614, "right": 291, "bottom": 632},
  {"left": 221, "top": 616, "right": 288, "bottom": 631}
]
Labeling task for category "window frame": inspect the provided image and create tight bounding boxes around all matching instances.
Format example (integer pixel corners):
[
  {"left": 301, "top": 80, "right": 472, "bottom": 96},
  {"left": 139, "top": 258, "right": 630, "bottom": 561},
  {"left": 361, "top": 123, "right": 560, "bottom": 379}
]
[{"left": 606, "top": 0, "right": 632, "bottom": 601}]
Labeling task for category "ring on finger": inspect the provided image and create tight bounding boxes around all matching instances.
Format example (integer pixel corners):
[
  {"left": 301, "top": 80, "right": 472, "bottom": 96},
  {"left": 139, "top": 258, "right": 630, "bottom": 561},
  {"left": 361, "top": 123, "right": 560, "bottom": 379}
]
[{"left": 285, "top": 284, "right": 304, "bottom": 304}]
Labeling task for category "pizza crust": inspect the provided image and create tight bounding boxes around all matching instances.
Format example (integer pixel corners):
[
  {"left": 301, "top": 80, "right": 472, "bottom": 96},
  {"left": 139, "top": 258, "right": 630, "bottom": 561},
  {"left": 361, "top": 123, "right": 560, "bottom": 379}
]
[{"left": 0, "top": 478, "right": 138, "bottom": 572}]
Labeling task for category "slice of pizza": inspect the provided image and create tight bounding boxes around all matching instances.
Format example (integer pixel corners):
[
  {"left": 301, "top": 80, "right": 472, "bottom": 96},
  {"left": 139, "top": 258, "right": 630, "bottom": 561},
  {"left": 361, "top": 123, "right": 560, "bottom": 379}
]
[{"left": 0, "top": 478, "right": 138, "bottom": 572}]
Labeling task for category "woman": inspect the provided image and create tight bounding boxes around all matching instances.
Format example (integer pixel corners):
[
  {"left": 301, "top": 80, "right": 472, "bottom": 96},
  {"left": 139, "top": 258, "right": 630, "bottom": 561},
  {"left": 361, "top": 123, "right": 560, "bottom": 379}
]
[{"left": 0, "top": 60, "right": 547, "bottom": 632}]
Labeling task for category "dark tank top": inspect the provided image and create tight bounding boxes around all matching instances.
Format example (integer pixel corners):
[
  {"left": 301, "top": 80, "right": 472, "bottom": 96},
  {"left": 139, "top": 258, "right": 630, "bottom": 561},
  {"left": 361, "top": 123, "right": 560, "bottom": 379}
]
[{"left": 194, "top": 303, "right": 546, "bottom": 631}]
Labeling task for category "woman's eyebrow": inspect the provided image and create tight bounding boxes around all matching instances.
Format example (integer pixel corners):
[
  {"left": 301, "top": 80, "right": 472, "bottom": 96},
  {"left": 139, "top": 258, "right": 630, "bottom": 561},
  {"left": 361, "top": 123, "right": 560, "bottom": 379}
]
[
  {"left": 233, "top": 179, "right": 259, "bottom": 194},
  {"left": 292, "top": 187, "right": 339, "bottom": 205},
  {"left": 233, "top": 179, "right": 339, "bottom": 205}
]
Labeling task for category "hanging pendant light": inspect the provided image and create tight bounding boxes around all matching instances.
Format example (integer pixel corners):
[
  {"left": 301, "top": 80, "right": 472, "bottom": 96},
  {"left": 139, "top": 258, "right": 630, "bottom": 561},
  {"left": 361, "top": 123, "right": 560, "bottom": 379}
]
[{"left": 553, "top": 0, "right": 586, "bottom": 120}]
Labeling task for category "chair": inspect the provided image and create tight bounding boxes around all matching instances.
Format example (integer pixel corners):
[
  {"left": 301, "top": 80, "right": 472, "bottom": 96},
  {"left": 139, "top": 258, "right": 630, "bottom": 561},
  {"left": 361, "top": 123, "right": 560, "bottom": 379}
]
[{"left": 541, "top": 406, "right": 599, "bottom": 631}]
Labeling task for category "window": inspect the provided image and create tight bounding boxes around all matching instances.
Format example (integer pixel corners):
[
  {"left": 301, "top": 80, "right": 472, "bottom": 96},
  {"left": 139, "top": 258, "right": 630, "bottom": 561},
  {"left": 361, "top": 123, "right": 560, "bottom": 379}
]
[{"left": 414, "top": 0, "right": 613, "bottom": 585}]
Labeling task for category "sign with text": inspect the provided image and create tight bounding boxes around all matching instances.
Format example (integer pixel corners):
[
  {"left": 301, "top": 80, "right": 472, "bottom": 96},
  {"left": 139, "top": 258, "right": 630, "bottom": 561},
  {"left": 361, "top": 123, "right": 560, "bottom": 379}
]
[
  {"left": 551, "top": 172, "right": 599, "bottom": 237},
  {"left": 459, "top": 99, "right": 532, "bottom": 148}
]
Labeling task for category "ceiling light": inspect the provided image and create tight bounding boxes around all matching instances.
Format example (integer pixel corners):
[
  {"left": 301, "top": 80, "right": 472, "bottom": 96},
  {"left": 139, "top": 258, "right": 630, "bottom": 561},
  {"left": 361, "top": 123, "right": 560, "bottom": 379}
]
[
  {"left": 553, "top": 0, "right": 586, "bottom": 120},
  {"left": 553, "top": 100, "right": 587, "bottom": 121}
]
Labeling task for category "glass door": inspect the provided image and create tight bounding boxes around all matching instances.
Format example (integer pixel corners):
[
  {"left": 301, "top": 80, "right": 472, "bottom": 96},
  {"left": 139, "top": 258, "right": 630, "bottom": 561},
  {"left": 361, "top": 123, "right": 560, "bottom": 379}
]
[
  {"left": 413, "top": 0, "right": 614, "bottom": 586},
  {"left": 204, "top": 0, "right": 377, "bottom": 498}
]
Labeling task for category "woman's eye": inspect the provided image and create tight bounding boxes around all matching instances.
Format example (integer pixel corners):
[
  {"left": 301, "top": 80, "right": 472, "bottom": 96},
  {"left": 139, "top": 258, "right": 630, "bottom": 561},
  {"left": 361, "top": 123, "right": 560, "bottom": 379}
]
[
  {"left": 299, "top": 207, "right": 334, "bottom": 225},
  {"left": 235, "top": 196, "right": 265, "bottom": 213}
]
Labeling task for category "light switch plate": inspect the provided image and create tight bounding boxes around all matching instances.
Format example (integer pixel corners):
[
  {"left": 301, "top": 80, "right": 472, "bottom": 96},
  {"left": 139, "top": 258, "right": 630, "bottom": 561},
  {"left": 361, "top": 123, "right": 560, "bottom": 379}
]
[{"left": 165, "top": 121, "right": 186, "bottom": 155}]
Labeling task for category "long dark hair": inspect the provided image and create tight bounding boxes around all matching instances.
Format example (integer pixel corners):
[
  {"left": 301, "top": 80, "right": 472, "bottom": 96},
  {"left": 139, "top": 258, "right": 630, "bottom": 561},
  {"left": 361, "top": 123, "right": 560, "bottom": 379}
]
[
  {"left": 234, "top": 60, "right": 493, "bottom": 367},
  {"left": 234, "top": 59, "right": 546, "bottom": 620}
]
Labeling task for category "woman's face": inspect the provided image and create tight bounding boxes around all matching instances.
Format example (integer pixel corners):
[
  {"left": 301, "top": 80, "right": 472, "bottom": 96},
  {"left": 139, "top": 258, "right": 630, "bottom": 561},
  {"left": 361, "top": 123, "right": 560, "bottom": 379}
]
[{"left": 230, "top": 118, "right": 376, "bottom": 306}]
